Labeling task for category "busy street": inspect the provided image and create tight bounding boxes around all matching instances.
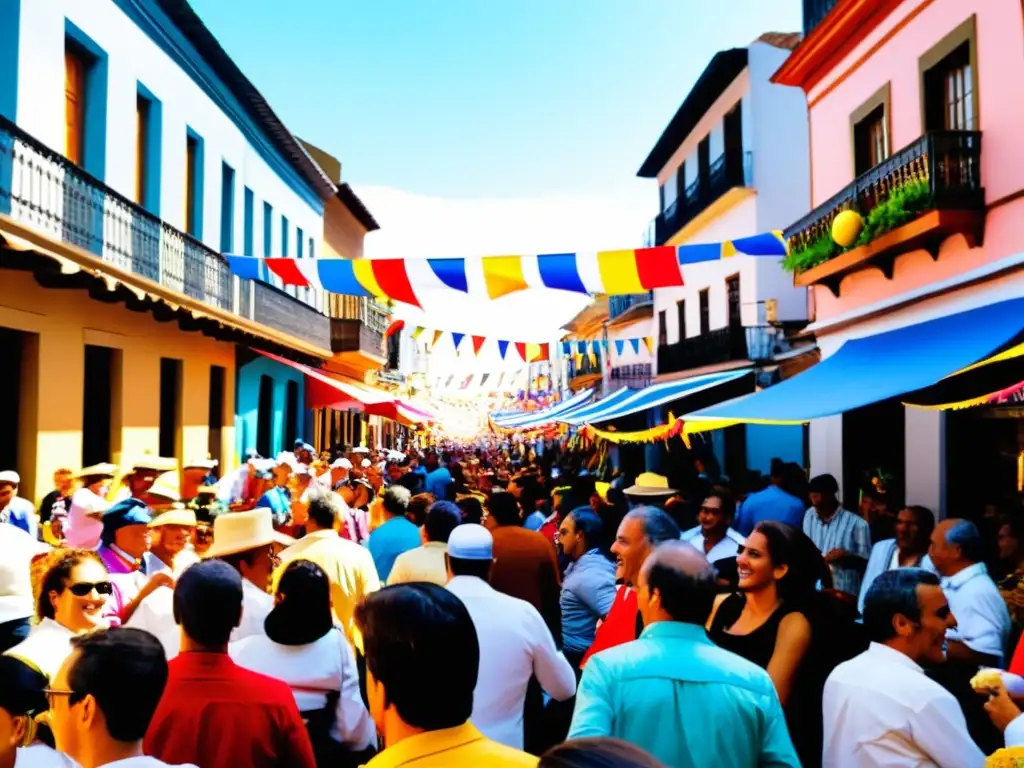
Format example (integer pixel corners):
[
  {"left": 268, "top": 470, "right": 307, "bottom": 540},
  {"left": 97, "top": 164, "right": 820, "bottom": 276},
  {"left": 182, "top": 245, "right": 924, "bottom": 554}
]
[{"left": 3, "top": 0, "right": 1024, "bottom": 767}]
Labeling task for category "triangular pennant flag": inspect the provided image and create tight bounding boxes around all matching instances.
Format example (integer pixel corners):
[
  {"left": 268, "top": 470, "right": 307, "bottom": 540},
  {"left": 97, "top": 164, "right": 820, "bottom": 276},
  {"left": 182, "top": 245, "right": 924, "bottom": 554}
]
[
  {"left": 537, "top": 343, "right": 550, "bottom": 362},
  {"left": 601, "top": 338, "right": 609, "bottom": 352},
  {"left": 460, "top": 373, "right": 473, "bottom": 389},
  {"left": 643, "top": 336, "right": 654, "bottom": 354},
  {"left": 588, "top": 349, "right": 598, "bottom": 367},
  {"left": 480, "top": 372, "right": 490, "bottom": 387},
  {"left": 445, "top": 374, "right": 455, "bottom": 387},
  {"left": 497, "top": 340, "right": 510, "bottom": 360},
  {"left": 472, "top": 336, "right": 486, "bottom": 356},
  {"left": 496, "top": 371, "right": 506, "bottom": 388},
  {"left": 576, "top": 341, "right": 587, "bottom": 354},
  {"left": 614, "top": 339, "right": 625, "bottom": 356},
  {"left": 430, "top": 330, "right": 443, "bottom": 348},
  {"left": 574, "top": 352, "right": 584, "bottom": 368},
  {"left": 515, "top": 342, "right": 528, "bottom": 361},
  {"left": 630, "top": 338, "right": 641, "bottom": 354},
  {"left": 451, "top": 332, "right": 465, "bottom": 351},
  {"left": 411, "top": 326, "right": 425, "bottom": 340},
  {"left": 562, "top": 341, "right": 572, "bottom": 355}
]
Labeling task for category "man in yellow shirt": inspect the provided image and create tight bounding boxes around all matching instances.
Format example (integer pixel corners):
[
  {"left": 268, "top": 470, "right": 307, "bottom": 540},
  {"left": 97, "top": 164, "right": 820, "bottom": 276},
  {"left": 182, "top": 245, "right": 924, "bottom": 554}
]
[
  {"left": 358, "top": 582, "right": 537, "bottom": 767},
  {"left": 273, "top": 492, "right": 379, "bottom": 649}
]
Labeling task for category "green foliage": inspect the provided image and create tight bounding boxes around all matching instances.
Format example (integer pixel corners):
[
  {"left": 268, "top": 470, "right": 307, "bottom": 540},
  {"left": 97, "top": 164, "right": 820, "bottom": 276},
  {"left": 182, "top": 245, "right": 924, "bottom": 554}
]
[{"left": 783, "top": 178, "right": 933, "bottom": 274}]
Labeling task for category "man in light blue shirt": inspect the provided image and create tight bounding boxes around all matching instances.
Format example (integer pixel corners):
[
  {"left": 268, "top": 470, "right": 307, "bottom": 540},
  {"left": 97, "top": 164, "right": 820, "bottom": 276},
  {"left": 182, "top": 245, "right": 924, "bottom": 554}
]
[
  {"left": 368, "top": 485, "right": 419, "bottom": 582},
  {"left": 557, "top": 507, "right": 616, "bottom": 666},
  {"left": 734, "top": 459, "right": 805, "bottom": 535},
  {"left": 858, "top": 505, "right": 936, "bottom": 616},
  {"left": 570, "top": 540, "right": 799, "bottom": 767},
  {"left": 424, "top": 453, "right": 453, "bottom": 501}
]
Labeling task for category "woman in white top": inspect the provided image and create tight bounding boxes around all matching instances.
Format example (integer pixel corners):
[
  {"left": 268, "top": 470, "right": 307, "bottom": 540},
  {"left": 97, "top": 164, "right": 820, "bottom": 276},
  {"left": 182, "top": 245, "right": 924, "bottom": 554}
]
[
  {"left": 5, "top": 550, "right": 112, "bottom": 680},
  {"left": 231, "top": 560, "right": 376, "bottom": 766}
]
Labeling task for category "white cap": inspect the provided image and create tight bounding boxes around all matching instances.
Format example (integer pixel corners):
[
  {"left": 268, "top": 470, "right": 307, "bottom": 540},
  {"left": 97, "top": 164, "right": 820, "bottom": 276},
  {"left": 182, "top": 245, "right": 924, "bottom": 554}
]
[
  {"left": 360, "top": 459, "right": 371, "bottom": 468},
  {"left": 331, "top": 458, "right": 353, "bottom": 470},
  {"left": 274, "top": 452, "right": 300, "bottom": 471},
  {"left": 0, "top": 470, "right": 20, "bottom": 486},
  {"left": 447, "top": 524, "right": 493, "bottom": 561}
]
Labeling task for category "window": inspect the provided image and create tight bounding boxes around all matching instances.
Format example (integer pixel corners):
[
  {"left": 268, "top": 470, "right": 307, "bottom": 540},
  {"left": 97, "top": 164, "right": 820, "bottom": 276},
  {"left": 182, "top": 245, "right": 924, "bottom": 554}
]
[
  {"left": 284, "top": 380, "right": 299, "bottom": 448},
  {"left": 297, "top": 227, "right": 304, "bottom": 259},
  {"left": 726, "top": 275, "right": 741, "bottom": 327},
  {"left": 256, "top": 374, "right": 274, "bottom": 459},
  {"left": 281, "top": 215, "right": 289, "bottom": 257},
  {"left": 184, "top": 130, "right": 204, "bottom": 238},
  {"left": 159, "top": 358, "right": 182, "bottom": 460},
  {"left": 134, "top": 85, "right": 161, "bottom": 214},
  {"left": 208, "top": 365, "right": 225, "bottom": 469},
  {"left": 262, "top": 202, "right": 273, "bottom": 257},
  {"left": 851, "top": 84, "right": 890, "bottom": 176},
  {"left": 64, "top": 46, "right": 87, "bottom": 166},
  {"left": 658, "top": 310, "right": 667, "bottom": 347},
  {"left": 243, "top": 188, "right": 254, "bottom": 256},
  {"left": 699, "top": 289, "right": 710, "bottom": 335},
  {"left": 220, "top": 162, "right": 235, "bottom": 253},
  {"left": 921, "top": 18, "right": 977, "bottom": 132},
  {"left": 676, "top": 299, "right": 686, "bottom": 341}
]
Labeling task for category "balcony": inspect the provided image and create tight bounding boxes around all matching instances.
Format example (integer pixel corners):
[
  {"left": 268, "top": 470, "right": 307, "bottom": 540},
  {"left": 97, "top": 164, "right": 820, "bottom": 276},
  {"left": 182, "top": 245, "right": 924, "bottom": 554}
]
[
  {"left": 783, "top": 131, "right": 984, "bottom": 297},
  {"left": 803, "top": 0, "right": 840, "bottom": 36},
  {"left": 0, "top": 114, "right": 330, "bottom": 350},
  {"left": 608, "top": 292, "right": 654, "bottom": 326},
  {"left": 330, "top": 317, "right": 385, "bottom": 360},
  {"left": 610, "top": 363, "right": 652, "bottom": 391},
  {"left": 567, "top": 352, "right": 603, "bottom": 391},
  {"left": 658, "top": 325, "right": 756, "bottom": 376},
  {"left": 652, "top": 150, "right": 753, "bottom": 246}
]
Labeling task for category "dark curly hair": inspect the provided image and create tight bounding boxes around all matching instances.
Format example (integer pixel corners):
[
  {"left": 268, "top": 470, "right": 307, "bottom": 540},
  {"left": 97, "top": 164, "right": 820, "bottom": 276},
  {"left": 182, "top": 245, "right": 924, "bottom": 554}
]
[{"left": 35, "top": 549, "right": 105, "bottom": 621}]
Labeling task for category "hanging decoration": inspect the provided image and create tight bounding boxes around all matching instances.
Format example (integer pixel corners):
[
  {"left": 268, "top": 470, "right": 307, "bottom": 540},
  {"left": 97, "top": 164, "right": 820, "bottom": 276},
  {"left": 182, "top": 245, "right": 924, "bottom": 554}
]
[
  {"left": 580, "top": 413, "right": 685, "bottom": 444},
  {"left": 430, "top": 329, "right": 443, "bottom": 348},
  {"left": 451, "top": 332, "right": 465, "bottom": 351},
  {"left": 226, "top": 232, "right": 787, "bottom": 307},
  {"left": 384, "top": 319, "right": 404, "bottom": 339},
  {"left": 566, "top": 338, "right": 653, "bottom": 359},
  {"left": 472, "top": 336, "right": 486, "bottom": 356}
]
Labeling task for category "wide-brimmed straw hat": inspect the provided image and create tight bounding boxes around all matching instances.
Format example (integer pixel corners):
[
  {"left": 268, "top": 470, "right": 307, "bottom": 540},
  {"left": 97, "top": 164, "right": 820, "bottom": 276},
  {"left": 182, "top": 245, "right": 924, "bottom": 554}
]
[
  {"left": 203, "top": 508, "right": 294, "bottom": 559},
  {"left": 624, "top": 472, "right": 678, "bottom": 497}
]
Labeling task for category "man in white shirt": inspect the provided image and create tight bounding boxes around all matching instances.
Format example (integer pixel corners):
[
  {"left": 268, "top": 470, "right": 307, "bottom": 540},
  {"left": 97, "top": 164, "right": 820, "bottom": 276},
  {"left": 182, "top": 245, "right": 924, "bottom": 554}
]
[
  {"left": 445, "top": 524, "right": 576, "bottom": 749},
  {"left": 930, "top": 518, "right": 1011, "bottom": 667},
  {"left": 823, "top": 568, "right": 1024, "bottom": 767},
  {"left": 128, "top": 508, "right": 291, "bottom": 659},
  {"left": 858, "top": 505, "right": 936, "bottom": 616},
  {"left": 680, "top": 486, "right": 745, "bottom": 574},
  {"left": 0, "top": 524, "right": 48, "bottom": 652},
  {"left": 48, "top": 627, "right": 197, "bottom": 767}
]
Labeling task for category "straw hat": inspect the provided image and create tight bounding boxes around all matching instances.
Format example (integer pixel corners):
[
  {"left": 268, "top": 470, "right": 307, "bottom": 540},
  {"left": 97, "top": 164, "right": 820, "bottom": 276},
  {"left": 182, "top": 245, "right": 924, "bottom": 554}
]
[
  {"left": 149, "top": 508, "right": 198, "bottom": 528},
  {"left": 624, "top": 472, "right": 678, "bottom": 497},
  {"left": 203, "top": 508, "right": 294, "bottom": 559},
  {"left": 76, "top": 463, "right": 117, "bottom": 480}
]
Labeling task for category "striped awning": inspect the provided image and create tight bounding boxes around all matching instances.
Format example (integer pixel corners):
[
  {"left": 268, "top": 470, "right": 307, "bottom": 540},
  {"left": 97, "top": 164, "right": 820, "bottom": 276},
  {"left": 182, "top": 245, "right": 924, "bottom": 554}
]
[{"left": 491, "top": 388, "right": 595, "bottom": 428}]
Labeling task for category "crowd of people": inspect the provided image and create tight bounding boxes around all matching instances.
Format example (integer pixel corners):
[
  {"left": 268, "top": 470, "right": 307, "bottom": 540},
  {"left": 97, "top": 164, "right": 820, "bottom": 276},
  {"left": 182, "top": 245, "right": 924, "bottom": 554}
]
[{"left": 2, "top": 437, "right": 1024, "bottom": 767}]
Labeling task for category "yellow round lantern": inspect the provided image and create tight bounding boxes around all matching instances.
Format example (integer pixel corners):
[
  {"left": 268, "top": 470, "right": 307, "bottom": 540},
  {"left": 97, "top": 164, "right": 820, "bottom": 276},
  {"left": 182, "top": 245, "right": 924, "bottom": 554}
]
[{"left": 831, "top": 210, "right": 864, "bottom": 248}]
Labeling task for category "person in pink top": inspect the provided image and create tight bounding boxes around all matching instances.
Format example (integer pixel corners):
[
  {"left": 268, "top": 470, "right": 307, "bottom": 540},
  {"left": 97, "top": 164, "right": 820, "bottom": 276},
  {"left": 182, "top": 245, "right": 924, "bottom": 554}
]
[{"left": 65, "top": 464, "right": 115, "bottom": 549}]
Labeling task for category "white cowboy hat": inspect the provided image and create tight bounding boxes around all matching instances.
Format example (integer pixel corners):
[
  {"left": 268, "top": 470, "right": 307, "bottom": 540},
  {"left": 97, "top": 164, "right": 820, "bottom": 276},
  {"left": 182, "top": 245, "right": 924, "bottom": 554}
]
[
  {"left": 203, "top": 508, "right": 294, "bottom": 559},
  {"left": 624, "top": 472, "right": 678, "bottom": 497}
]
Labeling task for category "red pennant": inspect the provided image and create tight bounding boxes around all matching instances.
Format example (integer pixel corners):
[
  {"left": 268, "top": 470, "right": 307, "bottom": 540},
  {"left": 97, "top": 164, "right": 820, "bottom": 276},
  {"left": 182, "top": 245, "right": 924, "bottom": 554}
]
[
  {"left": 514, "top": 342, "right": 528, "bottom": 361},
  {"left": 472, "top": 336, "right": 486, "bottom": 356}
]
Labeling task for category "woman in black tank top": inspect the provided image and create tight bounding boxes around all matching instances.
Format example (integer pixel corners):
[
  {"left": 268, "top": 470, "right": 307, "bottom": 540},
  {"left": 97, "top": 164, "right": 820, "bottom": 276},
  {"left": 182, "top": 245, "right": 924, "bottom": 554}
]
[{"left": 706, "top": 521, "right": 826, "bottom": 768}]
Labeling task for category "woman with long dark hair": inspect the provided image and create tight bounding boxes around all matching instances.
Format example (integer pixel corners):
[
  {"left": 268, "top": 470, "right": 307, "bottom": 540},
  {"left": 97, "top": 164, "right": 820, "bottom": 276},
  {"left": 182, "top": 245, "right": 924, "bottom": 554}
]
[
  {"left": 706, "top": 521, "right": 839, "bottom": 767},
  {"left": 232, "top": 560, "right": 375, "bottom": 766}
]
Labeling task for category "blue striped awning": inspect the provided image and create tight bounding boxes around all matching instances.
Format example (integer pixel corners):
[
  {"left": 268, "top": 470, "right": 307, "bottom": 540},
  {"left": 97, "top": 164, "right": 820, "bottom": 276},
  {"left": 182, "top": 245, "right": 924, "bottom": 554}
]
[
  {"left": 565, "top": 370, "right": 754, "bottom": 425},
  {"left": 554, "top": 387, "right": 636, "bottom": 425},
  {"left": 491, "top": 388, "right": 595, "bottom": 428},
  {"left": 685, "top": 297, "right": 1024, "bottom": 427}
]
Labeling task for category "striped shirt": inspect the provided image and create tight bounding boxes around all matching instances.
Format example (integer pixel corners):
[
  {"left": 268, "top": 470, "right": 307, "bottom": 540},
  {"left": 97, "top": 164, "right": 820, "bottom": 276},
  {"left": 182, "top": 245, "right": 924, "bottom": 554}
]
[{"left": 802, "top": 507, "right": 871, "bottom": 598}]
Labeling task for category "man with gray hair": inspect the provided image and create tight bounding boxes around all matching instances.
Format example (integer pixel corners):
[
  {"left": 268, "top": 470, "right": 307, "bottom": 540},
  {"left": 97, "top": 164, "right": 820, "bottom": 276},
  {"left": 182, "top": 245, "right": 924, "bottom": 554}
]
[
  {"left": 571, "top": 541, "right": 799, "bottom": 767},
  {"left": 579, "top": 506, "right": 680, "bottom": 668},
  {"left": 823, "top": 568, "right": 1024, "bottom": 767},
  {"left": 929, "top": 518, "right": 1010, "bottom": 667}
]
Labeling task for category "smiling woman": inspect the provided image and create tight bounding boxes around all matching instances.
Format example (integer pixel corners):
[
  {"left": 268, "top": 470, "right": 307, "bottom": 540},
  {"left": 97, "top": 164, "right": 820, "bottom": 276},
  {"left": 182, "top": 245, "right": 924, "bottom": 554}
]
[{"left": 4, "top": 550, "right": 112, "bottom": 681}]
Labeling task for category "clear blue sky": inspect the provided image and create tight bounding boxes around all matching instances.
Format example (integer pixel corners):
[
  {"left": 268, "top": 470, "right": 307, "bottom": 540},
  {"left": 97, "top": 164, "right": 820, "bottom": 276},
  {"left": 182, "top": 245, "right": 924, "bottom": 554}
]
[{"left": 190, "top": 0, "right": 802, "bottom": 201}]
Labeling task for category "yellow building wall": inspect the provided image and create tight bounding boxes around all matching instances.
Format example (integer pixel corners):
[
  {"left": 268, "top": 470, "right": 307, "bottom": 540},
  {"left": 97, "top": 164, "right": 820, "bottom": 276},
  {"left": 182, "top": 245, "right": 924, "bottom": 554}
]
[{"left": 0, "top": 269, "right": 237, "bottom": 503}]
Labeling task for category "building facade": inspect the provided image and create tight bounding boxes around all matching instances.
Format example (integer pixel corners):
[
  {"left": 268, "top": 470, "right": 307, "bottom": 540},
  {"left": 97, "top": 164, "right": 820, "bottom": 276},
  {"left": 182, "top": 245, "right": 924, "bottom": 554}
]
[
  {"left": 774, "top": 0, "right": 1024, "bottom": 514},
  {"left": 638, "top": 34, "right": 813, "bottom": 476},
  {"left": 0, "top": 0, "right": 348, "bottom": 499}
]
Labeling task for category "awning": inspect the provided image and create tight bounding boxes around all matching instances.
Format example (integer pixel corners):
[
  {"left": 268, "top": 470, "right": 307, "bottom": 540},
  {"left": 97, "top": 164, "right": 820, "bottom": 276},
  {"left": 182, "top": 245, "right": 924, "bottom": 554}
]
[
  {"left": 554, "top": 387, "right": 636, "bottom": 425},
  {"left": 509, "top": 388, "right": 618, "bottom": 429},
  {"left": 568, "top": 370, "right": 754, "bottom": 425},
  {"left": 491, "top": 388, "right": 595, "bottom": 428},
  {"left": 685, "top": 297, "right": 1024, "bottom": 429},
  {"left": 256, "top": 350, "right": 433, "bottom": 423}
]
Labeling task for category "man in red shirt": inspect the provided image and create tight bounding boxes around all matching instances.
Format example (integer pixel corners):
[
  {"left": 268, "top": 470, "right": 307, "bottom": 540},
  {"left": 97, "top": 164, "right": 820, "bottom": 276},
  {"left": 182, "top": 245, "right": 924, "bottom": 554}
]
[
  {"left": 580, "top": 506, "right": 679, "bottom": 668},
  {"left": 144, "top": 560, "right": 316, "bottom": 768}
]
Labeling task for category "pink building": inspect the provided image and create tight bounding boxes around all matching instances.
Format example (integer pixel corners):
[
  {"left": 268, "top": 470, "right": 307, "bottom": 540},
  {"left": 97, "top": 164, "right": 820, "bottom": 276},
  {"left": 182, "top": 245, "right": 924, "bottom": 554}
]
[{"left": 695, "top": 0, "right": 1024, "bottom": 516}]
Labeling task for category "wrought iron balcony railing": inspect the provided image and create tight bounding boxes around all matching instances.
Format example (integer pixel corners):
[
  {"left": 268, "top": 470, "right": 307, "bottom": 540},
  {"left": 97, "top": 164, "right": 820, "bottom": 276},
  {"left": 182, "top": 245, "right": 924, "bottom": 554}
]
[
  {"left": 0, "top": 114, "right": 329, "bottom": 348},
  {"left": 657, "top": 326, "right": 749, "bottom": 375},
  {"left": 608, "top": 292, "right": 654, "bottom": 322},
  {"left": 652, "top": 150, "right": 753, "bottom": 246},
  {"left": 610, "top": 363, "right": 652, "bottom": 391}
]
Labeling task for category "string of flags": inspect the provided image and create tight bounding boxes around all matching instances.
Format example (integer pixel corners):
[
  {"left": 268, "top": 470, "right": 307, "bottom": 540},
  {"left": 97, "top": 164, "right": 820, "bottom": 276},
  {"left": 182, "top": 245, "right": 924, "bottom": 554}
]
[
  {"left": 411, "top": 325, "right": 553, "bottom": 362},
  {"left": 561, "top": 338, "right": 654, "bottom": 357},
  {"left": 226, "top": 232, "right": 787, "bottom": 307}
]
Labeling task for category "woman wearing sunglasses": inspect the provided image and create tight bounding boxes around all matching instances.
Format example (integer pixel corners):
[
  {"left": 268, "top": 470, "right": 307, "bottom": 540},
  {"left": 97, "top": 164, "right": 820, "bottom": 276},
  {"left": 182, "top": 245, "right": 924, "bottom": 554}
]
[{"left": 4, "top": 550, "right": 112, "bottom": 680}]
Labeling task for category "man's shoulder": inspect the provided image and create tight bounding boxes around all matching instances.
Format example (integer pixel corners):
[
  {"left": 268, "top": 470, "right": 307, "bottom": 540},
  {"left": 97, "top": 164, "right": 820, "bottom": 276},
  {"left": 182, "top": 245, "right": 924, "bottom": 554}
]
[{"left": 468, "top": 738, "right": 539, "bottom": 765}]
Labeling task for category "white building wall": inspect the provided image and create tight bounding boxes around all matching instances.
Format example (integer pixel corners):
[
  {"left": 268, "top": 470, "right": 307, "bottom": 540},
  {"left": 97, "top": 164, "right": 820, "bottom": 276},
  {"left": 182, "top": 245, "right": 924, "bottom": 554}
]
[{"left": 15, "top": 0, "right": 324, "bottom": 308}]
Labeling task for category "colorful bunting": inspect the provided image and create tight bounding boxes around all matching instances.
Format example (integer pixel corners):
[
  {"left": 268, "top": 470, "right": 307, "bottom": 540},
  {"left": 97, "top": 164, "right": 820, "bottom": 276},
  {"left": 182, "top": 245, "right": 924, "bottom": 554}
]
[
  {"left": 430, "top": 330, "right": 443, "bottom": 348},
  {"left": 630, "top": 338, "right": 641, "bottom": 355},
  {"left": 472, "top": 336, "right": 486, "bottom": 356},
  {"left": 614, "top": 339, "right": 626, "bottom": 356},
  {"left": 451, "top": 332, "right": 465, "bottom": 351},
  {"left": 226, "top": 231, "right": 788, "bottom": 307},
  {"left": 411, "top": 326, "right": 426, "bottom": 340},
  {"left": 498, "top": 340, "right": 511, "bottom": 360},
  {"left": 643, "top": 336, "right": 654, "bottom": 355}
]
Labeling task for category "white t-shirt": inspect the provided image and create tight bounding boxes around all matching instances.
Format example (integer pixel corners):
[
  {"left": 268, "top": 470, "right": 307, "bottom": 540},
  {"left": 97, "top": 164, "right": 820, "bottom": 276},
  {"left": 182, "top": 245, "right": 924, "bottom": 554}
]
[
  {"left": 65, "top": 488, "right": 108, "bottom": 549},
  {"left": 5, "top": 618, "right": 76, "bottom": 680},
  {"left": 14, "top": 744, "right": 77, "bottom": 767},
  {"left": 0, "top": 525, "right": 49, "bottom": 624}
]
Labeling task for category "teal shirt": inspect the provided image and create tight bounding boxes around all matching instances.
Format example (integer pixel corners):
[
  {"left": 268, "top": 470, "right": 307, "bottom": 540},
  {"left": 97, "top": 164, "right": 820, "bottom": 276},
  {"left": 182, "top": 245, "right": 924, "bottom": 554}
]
[
  {"left": 569, "top": 621, "right": 799, "bottom": 768},
  {"left": 368, "top": 516, "right": 422, "bottom": 582}
]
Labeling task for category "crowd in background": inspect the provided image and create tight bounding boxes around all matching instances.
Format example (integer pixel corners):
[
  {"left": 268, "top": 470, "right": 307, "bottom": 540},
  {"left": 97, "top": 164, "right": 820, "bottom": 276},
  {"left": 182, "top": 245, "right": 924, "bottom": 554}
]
[{"left": 2, "top": 435, "right": 1024, "bottom": 766}]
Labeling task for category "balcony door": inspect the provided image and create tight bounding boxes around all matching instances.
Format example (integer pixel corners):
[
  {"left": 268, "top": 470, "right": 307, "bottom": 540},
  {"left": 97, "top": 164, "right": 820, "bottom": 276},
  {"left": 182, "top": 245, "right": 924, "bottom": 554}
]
[
  {"left": 724, "top": 103, "right": 743, "bottom": 184},
  {"left": 698, "top": 137, "right": 711, "bottom": 199},
  {"left": 699, "top": 289, "right": 710, "bottom": 335},
  {"left": 64, "top": 47, "right": 87, "bottom": 166},
  {"left": 676, "top": 300, "right": 686, "bottom": 342},
  {"left": 658, "top": 310, "right": 667, "bottom": 347},
  {"left": 726, "top": 275, "right": 742, "bottom": 327}
]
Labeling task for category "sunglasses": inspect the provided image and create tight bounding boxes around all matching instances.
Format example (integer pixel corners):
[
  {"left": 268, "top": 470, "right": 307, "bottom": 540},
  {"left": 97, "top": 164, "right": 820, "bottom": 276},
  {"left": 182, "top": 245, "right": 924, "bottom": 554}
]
[{"left": 67, "top": 581, "right": 113, "bottom": 597}]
